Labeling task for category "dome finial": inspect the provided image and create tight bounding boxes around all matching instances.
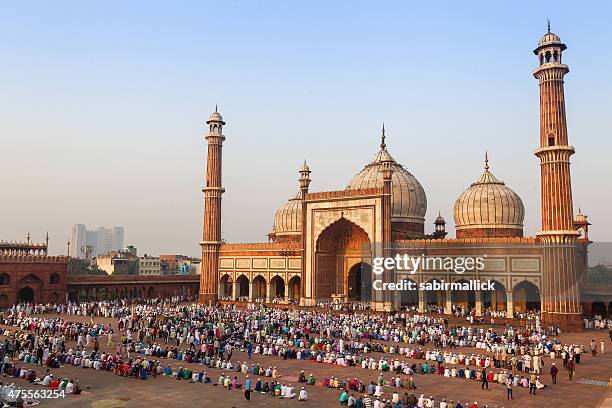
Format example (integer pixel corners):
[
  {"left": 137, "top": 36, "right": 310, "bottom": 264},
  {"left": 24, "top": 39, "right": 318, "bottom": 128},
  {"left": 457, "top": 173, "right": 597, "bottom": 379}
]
[
  {"left": 380, "top": 123, "right": 387, "bottom": 150},
  {"left": 484, "top": 150, "right": 489, "bottom": 171},
  {"left": 215, "top": 104, "right": 218, "bottom": 113},
  {"left": 547, "top": 18, "right": 551, "bottom": 33}
]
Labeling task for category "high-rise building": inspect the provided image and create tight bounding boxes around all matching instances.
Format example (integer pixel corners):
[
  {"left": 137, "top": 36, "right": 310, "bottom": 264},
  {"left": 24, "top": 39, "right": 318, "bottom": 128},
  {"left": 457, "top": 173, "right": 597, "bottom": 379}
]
[{"left": 70, "top": 224, "right": 125, "bottom": 258}]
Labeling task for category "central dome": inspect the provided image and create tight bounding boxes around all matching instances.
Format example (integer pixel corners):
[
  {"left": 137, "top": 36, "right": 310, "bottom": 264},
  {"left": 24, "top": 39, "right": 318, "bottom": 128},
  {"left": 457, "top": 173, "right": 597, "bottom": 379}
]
[{"left": 346, "top": 128, "right": 427, "bottom": 238}]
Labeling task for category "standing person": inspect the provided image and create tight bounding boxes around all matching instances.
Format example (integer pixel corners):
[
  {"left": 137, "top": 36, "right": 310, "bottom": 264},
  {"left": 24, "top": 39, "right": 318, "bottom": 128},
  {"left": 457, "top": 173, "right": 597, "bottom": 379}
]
[
  {"left": 601, "top": 340, "right": 605, "bottom": 355},
  {"left": 226, "top": 342, "right": 233, "bottom": 361},
  {"left": 506, "top": 378, "right": 513, "bottom": 400},
  {"left": 481, "top": 369, "right": 488, "bottom": 390},
  {"left": 567, "top": 359, "right": 575, "bottom": 381},
  {"left": 247, "top": 342, "right": 253, "bottom": 360},
  {"left": 529, "top": 373, "right": 537, "bottom": 395},
  {"left": 107, "top": 330, "right": 114, "bottom": 348},
  {"left": 244, "top": 375, "right": 251, "bottom": 402},
  {"left": 550, "top": 363, "right": 558, "bottom": 384},
  {"left": 590, "top": 340, "right": 597, "bottom": 357}
]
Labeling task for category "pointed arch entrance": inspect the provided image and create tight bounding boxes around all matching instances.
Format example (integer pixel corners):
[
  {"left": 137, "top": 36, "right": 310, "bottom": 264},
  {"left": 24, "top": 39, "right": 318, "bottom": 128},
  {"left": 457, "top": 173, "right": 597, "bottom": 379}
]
[
  {"left": 347, "top": 262, "right": 372, "bottom": 301},
  {"left": 315, "top": 217, "right": 371, "bottom": 301},
  {"left": 513, "top": 280, "right": 541, "bottom": 312},
  {"left": 288, "top": 276, "right": 301, "bottom": 301},
  {"left": 219, "top": 274, "right": 233, "bottom": 299},
  {"left": 424, "top": 279, "right": 446, "bottom": 306},
  {"left": 252, "top": 275, "right": 267, "bottom": 301},
  {"left": 18, "top": 287, "right": 35, "bottom": 303},
  {"left": 236, "top": 275, "right": 249, "bottom": 299},
  {"left": 400, "top": 277, "right": 418, "bottom": 307},
  {"left": 482, "top": 280, "right": 507, "bottom": 311},
  {"left": 451, "top": 279, "right": 476, "bottom": 310},
  {"left": 270, "top": 276, "right": 285, "bottom": 300}
]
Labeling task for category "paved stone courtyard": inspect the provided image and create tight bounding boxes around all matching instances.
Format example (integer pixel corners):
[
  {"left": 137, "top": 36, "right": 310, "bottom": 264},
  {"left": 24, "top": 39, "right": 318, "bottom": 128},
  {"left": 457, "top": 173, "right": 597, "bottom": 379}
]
[{"left": 1, "top": 313, "right": 611, "bottom": 408}]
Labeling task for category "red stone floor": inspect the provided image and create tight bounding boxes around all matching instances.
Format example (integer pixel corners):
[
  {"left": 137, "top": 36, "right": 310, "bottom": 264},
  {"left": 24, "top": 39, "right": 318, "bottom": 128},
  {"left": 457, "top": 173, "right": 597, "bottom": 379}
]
[{"left": 1, "top": 313, "right": 611, "bottom": 408}]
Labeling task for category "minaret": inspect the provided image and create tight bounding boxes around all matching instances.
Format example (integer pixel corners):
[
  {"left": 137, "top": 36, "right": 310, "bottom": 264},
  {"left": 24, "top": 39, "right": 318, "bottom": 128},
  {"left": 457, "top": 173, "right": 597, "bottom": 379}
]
[
  {"left": 299, "top": 159, "right": 311, "bottom": 305},
  {"left": 533, "top": 25, "right": 582, "bottom": 331},
  {"left": 198, "top": 107, "right": 226, "bottom": 305}
]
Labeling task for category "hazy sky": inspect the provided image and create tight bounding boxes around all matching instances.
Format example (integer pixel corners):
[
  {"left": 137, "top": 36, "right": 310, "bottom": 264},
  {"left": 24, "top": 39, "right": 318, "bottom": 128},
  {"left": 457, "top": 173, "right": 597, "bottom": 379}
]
[{"left": 1, "top": 1, "right": 611, "bottom": 257}]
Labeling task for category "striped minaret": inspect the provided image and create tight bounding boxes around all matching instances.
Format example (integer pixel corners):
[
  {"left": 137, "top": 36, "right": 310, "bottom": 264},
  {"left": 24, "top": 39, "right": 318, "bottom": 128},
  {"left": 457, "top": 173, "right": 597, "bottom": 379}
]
[
  {"left": 533, "top": 25, "right": 582, "bottom": 331},
  {"left": 199, "top": 107, "right": 225, "bottom": 305}
]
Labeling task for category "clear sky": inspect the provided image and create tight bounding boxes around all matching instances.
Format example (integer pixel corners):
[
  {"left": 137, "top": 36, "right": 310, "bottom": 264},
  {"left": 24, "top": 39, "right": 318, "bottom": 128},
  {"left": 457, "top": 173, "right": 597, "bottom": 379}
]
[{"left": 1, "top": 1, "right": 611, "bottom": 257}]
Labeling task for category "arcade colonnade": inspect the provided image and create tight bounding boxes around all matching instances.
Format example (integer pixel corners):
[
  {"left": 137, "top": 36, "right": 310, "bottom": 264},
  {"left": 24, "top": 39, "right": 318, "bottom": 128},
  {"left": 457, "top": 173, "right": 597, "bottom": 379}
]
[
  {"left": 219, "top": 273, "right": 301, "bottom": 303},
  {"left": 66, "top": 275, "right": 200, "bottom": 303},
  {"left": 398, "top": 276, "right": 541, "bottom": 318},
  {"left": 218, "top": 268, "right": 542, "bottom": 317}
]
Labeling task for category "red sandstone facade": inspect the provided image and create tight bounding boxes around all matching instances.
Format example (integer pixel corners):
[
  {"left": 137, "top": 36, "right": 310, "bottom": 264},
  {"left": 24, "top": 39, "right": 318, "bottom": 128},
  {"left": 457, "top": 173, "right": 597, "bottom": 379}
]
[
  {"left": 197, "top": 28, "right": 596, "bottom": 329},
  {"left": 0, "top": 255, "right": 67, "bottom": 306}
]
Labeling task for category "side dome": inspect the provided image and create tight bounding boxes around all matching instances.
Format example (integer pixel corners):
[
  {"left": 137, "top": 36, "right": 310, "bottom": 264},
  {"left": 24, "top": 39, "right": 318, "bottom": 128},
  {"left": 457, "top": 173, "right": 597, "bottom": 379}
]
[
  {"left": 453, "top": 154, "right": 524, "bottom": 238},
  {"left": 346, "top": 127, "right": 427, "bottom": 239},
  {"left": 270, "top": 192, "right": 302, "bottom": 243}
]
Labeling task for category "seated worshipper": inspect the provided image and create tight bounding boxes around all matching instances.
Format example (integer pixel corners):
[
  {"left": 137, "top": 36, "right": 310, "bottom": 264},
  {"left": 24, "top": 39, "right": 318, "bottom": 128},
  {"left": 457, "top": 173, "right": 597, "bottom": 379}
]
[
  {"left": 298, "top": 387, "right": 308, "bottom": 401},
  {"left": 284, "top": 385, "right": 296, "bottom": 399},
  {"left": 307, "top": 373, "right": 315, "bottom": 385},
  {"left": 65, "top": 380, "right": 75, "bottom": 394},
  {"left": 340, "top": 390, "right": 349, "bottom": 405}
]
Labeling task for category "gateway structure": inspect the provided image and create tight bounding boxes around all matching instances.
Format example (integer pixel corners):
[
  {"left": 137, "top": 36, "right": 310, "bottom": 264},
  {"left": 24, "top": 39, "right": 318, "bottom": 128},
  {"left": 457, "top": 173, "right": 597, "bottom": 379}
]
[{"left": 198, "top": 28, "right": 591, "bottom": 331}]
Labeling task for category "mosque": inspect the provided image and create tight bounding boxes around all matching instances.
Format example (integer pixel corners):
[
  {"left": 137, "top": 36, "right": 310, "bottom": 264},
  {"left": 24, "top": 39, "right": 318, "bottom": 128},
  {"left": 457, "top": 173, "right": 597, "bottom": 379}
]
[{"left": 198, "top": 28, "right": 591, "bottom": 331}]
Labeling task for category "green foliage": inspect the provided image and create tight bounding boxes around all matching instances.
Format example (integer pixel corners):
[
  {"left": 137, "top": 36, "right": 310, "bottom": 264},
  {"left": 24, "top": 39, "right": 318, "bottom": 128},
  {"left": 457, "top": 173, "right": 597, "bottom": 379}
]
[
  {"left": 587, "top": 264, "right": 612, "bottom": 285},
  {"left": 67, "top": 258, "right": 107, "bottom": 276}
]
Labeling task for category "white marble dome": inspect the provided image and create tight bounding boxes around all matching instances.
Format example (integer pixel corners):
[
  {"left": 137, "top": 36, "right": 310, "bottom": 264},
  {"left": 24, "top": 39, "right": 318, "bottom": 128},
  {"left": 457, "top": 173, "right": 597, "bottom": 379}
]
[
  {"left": 453, "top": 156, "right": 524, "bottom": 237},
  {"left": 346, "top": 140, "right": 427, "bottom": 226},
  {"left": 271, "top": 192, "right": 302, "bottom": 238}
]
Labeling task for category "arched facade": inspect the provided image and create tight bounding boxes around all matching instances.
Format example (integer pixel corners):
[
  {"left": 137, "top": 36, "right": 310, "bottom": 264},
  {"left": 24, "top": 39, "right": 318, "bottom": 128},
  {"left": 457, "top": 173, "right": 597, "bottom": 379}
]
[
  {"left": 451, "top": 279, "right": 476, "bottom": 310},
  {"left": 482, "top": 279, "right": 507, "bottom": 311},
  {"left": 219, "top": 274, "right": 233, "bottom": 299},
  {"left": 252, "top": 275, "right": 267, "bottom": 301},
  {"left": 288, "top": 276, "right": 301, "bottom": 301},
  {"left": 314, "top": 217, "right": 371, "bottom": 301},
  {"left": 513, "top": 280, "right": 541, "bottom": 312},
  {"left": 270, "top": 275, "right": 285, "bottom": 300}
]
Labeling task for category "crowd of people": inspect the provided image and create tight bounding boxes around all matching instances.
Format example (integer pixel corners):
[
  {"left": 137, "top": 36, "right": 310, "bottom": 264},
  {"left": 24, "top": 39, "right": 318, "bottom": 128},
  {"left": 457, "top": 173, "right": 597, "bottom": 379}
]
[{"left": 0, "top": 298, "right": 608, "bottom": 407}]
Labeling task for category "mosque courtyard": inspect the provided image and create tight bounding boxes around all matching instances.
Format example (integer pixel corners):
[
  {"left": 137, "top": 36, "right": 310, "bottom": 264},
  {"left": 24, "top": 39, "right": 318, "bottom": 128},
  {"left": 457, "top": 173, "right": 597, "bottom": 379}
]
[{"left": 0, "top": 311, "right": 610, "bottom": 408}]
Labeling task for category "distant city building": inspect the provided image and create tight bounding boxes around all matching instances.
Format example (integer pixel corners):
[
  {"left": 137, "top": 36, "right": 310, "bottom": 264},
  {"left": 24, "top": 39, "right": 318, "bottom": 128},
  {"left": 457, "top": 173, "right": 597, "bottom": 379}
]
[
  {"left": 96, "top": 246, "right": 138, "bottom": 275},
  {"left": 178, "top": 258, "right": 201, "bottom": 275},
  {"left": 139, "top": 254, "right": 161, "bottom": 275},
  {"left": 160, "top": 255, "right": 200, "bottom": 275},
  {"left": 70, "top": 224, "right": 125, "bottom": 258}
]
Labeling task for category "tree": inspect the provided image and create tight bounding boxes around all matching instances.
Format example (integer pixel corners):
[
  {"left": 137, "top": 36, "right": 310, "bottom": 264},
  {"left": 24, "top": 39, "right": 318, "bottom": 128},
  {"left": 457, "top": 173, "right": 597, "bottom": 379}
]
[
  {"left": 67, "top": 258, "right": 107, "bottom": 276},
  {"left": 586, "top": 264, "right": 612, "bottom": 285}
]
